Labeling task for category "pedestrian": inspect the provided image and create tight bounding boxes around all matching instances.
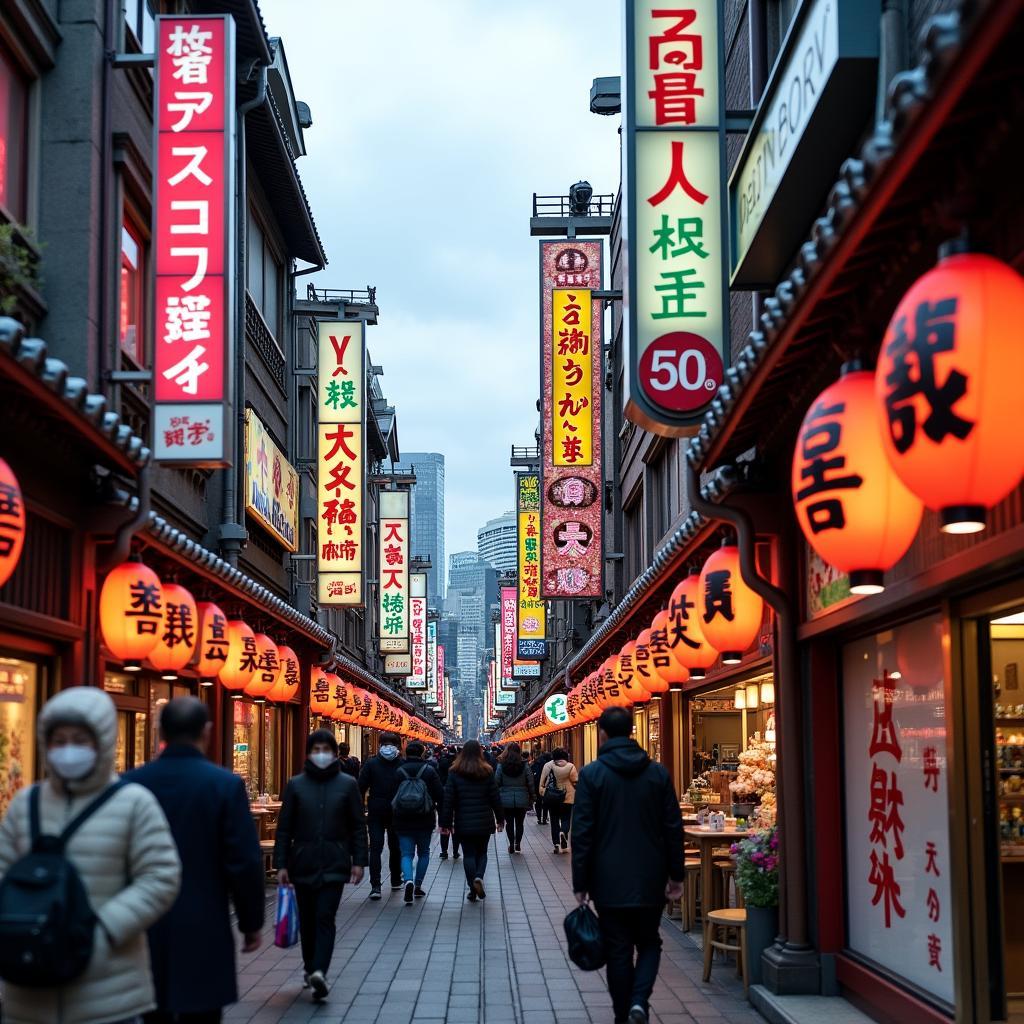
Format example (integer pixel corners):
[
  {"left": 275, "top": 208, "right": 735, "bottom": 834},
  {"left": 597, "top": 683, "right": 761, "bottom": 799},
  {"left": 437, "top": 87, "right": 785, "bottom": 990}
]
[
  {"left": 570, "top": 708, "right": 685, "bottom": 1024},
  {"left": 275, "top": 730, "right": 368, "bottom": 1003},
  {"left": 0, "top": 686, "right": 181, "bottom": 1024},
  {"left": 435, "top": 745, "right": 460, "bottom": 861},
  {"left": 495, "top": 742, "right": 535, "bottom": 854},
  {"left": 391, "top": 741, "right": 444, "bottom": 905},
  {"left": 126, "top": 697, "right": 264, "bottom": 1024},
  {"left": 337, "top": 742, "right": 360, "bottom": 779},
  {"left": 531, "top": 747, "right": 552, "bottom": 824},
  {"left": 440, "top": 740, "right": 504, "bottom": 902},
  {"left": 357, "top": 732, "right": 405, "bottom": 900},
  {"left": 538, "top": 746, "right": 578, "bottom": 854}
]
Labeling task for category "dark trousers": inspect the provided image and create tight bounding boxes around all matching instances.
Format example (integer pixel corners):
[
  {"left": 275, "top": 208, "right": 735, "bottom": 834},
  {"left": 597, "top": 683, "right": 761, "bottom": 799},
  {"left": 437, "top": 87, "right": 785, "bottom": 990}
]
[
  {"left": 146, "top": 1014, "right": 222, "bottom": 1024},
  {"left": 367, "top": 816, "right": 402, "bottom": 888},
  {"left": 534, "top": 793, "right": 547, "bottom": 822},
  {"left": 505, "top": 808, "right": 527, "bottom": 848},
  {"left": 597, "top": 906, "right": 664, "bottom": 1022},
  {"left": 460, "top": 834, "right": 491, "bottom": 884},
  {"left": 294, "top": 882, "right": 345, "bottom": 975},
  {"left": 549, "top": 803, "right": 573, "bottom": 846},
  {"left": 440, "top": 829, "right": 460, "bottom": 856}
]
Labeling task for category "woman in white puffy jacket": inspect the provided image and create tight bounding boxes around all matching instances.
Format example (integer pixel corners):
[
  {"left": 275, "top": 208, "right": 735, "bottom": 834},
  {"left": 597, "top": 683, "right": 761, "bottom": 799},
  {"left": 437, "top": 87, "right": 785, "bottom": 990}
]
[{"left": 0, "top": 685, "right": 181, "bottom": 1024}]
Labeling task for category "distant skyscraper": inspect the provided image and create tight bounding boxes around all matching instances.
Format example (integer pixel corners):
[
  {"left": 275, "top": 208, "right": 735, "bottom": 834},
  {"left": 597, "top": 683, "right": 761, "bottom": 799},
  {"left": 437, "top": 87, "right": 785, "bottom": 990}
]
[
  {"left": 393, "top": 453, "right": 445, "bottom": 607},
  {"left": 446, "top": 551, "right": 497, "bottom": 695},
  {"left": 477, "top": 511, "right": 517, "bottom": 574}
]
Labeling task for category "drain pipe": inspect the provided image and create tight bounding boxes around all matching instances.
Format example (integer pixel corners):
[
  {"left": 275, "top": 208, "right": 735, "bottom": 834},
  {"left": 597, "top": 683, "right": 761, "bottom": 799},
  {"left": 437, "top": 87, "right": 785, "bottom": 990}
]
[
  {"left": 97, "top": 464, "right": 152, "bottom": 574},
  {"left": 687, "top": 459, "right": 819, "bottom": 992}
]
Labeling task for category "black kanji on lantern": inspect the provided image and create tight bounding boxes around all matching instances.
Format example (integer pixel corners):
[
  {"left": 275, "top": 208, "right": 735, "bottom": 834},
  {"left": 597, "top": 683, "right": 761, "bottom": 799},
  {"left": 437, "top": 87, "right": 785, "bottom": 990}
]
[
  {"left": 162, "top": 602, "right": 195, "bottom": 648},
  {"left": 0, "top": 482, "right": 22, "bottom": 558},
  {"left": 126, "top": 579, "right": 162, "bottom": 634},
  {"left": 669, "top": 590, "right": 700, "bottom": 650},
  {"left": 883, "top": 297, "right": 974, "bottom": 454},
  {"left": 702, "top": 570, "right": 734, "bottom": 624},
  {"left": 795, "top": 399, "right": 863, "bottom": 533},
  {"left": 239, "top": 636, "right": 259, "bottom": 673}
]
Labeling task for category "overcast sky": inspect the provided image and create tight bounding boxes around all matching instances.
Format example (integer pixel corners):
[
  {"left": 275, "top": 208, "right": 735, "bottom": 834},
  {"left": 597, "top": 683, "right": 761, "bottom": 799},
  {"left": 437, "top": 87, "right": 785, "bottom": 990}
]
[{"left": 260, "top": 0, "right": 621, "bottom": 560}]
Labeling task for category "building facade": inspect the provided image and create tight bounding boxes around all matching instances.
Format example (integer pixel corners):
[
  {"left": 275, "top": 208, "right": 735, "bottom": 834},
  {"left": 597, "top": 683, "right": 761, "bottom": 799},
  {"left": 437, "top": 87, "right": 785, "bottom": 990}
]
[
  {"left": 393, "top": 452, "right": 445, "bottom": 608},
  {"left": 477, "top": 510, "right": 517, "bottom": 575}
]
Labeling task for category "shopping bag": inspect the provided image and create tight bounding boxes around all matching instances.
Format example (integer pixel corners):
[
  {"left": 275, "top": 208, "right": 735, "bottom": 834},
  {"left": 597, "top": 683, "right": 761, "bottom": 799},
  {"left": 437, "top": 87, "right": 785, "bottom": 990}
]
[
  {"left": 274, "top": 884, "right": 299, "bottom": 949},
  {"left": 564, "top": 903, "right": 606, "bottom": 971}
]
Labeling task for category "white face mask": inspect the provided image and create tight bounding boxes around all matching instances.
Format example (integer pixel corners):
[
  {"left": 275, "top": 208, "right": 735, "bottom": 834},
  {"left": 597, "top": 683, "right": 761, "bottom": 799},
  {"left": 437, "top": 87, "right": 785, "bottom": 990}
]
[
  {"left": 310, "top": 751, "right": 336, "bottom": 770},
  {"left": 48, "top": 744, "right": 98, "bottom": 781}
]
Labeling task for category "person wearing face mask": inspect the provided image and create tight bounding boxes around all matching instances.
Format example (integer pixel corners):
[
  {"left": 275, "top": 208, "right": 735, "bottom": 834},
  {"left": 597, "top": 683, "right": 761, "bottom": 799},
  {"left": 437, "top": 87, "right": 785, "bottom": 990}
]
[
  {"left": 357, "top": 733, "right": 406, "bottom": 900},
  {"left": 0, "top": 686, "right": 181, "bottom": 1024},
  {"left": 275, "top": 730, "right": 367, "bottom": 1002}
]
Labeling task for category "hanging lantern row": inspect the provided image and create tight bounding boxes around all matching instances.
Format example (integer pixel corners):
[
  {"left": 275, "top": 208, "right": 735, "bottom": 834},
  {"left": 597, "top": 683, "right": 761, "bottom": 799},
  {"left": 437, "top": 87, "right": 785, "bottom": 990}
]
[
  {"left": 792, "top": 248, "right": 1024, "bottom": 593},
  {"left": 0, "top": 457, "right": 26, "bottom": 590},
  {"left": 502, "top": 543, "right": 767, "bottom": 742}
]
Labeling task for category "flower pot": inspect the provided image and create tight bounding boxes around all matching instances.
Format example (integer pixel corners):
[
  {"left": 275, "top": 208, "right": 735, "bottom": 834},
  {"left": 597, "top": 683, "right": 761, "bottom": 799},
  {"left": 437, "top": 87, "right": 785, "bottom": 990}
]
[
  {"left": 744, "top": 904, "right": 778, "bottom": 986},
  {"left": 731, "top": 801, "right": 755, "bottom": 818}
]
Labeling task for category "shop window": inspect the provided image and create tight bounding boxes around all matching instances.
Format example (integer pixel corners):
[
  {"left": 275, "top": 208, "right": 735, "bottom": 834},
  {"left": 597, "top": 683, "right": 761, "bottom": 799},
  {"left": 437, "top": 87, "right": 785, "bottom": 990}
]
[
  {"left": 119, "top": 216, "right": 145, "bottom": 363},
  {"left": 124, "top": 0, "right": 156, "bottom": 53},
  {"left": 624, "top": 494, "right": 643, "bottom": 586},
  {"left": 246, "top": 205, "right": 283, "bottom": 340},
  {"left": 0, "top": 655, "right": 38, "bottom": 817},
  {"left": 233, "top": 699, "right": 260, "bottom": 799},
  {"left": 0, "top": 44, "right": 28, "bottom": 223},
  {"left": 841, "top": 615, "right": 953, "bottom": 1005},
  {"left": 766, "top": 0, "right": 800, "bottom": 68}
]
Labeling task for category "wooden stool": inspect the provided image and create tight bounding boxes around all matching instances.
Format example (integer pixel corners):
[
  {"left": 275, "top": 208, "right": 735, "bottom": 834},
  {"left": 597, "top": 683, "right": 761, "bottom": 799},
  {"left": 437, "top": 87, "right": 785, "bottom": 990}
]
[
  {"left": 683, "top": 859, "right": 701, "bottom": 932},
  {"left": 714, "top": 858, "right": 743, "bottom": 908},
  {"left": 259, "top": 839, "right": 275, "bottom": 882},
  {"left": 702, "top": 907, "right": 748, "bottom": 996}
]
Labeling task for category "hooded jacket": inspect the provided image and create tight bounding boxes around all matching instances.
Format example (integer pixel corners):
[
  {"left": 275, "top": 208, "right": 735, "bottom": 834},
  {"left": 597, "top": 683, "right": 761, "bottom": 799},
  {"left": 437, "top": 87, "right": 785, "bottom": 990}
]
[
  {"left": 0, "top": 686, "right": 181, "bottom": 1024},
  {"left": 538, "top": 759, "right": 579, "bottom": 804},
  {"left": 570, "top": 736, "right": 684, "bottom": 908},
  {"left": 495, "top": 760, "right": 536, "bottom": 810},
  {"left": 358, "top": 746, "right": 405, "bottom": 822}
]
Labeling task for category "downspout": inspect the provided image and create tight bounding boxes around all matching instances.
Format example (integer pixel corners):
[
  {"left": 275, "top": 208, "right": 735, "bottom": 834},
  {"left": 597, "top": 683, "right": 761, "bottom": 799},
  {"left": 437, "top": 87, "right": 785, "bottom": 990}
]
[
  {"left": 97, "top": 467, "right": 152, "bottom": 574},
  {"left": 687, "top": 459, "right": 819, "bottom": 992},
  {"left": 876, "top": 0, "right": 909, "bottom": 124}
]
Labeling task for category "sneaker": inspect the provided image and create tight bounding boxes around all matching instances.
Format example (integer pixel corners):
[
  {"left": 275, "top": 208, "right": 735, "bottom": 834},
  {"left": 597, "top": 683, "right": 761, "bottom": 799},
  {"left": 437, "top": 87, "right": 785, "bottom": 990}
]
[
  {"left": 515, "top": 843, "right": 522, "bottom": 853},
  {"left": 391, "top": 881, "right": 404, "bottom": 891},
  {"left": 472, "top": 877, "right": 486, "bottom": 900},
  {"left": 553, "top": 845, "right": 560, "bottom": 854},
  {"left": 404, "top": 880, "right": 415, "bottom": 905},
  {"left": 369, "top": 886, "right": 382, "bottom": 900},
  {"left": 415, "top": 886, "right": 427, "bottom": 898},
  {"left": 302, "top": 972, "right": 311, "bottom": 989},
  {"left": 508, "top": 844, "right": 516, "bottom": 855},
  {"left": 453, "top": 852, "right": 460, "bottom": 860},
  {"left": 466, "top": 889, "right": 477, "bottom": 902},
  {"left": 439, "top": 851, "right": 449, "bottom": 859},
  {"left": 309, "top": 970, "right": 329, "bottom": 1001},
  {"left": 628, "top": 1006, "right": 648, "bottom": 1023},
  {"left": 560, "top": 832, "right": 568, "bottom": 850}
]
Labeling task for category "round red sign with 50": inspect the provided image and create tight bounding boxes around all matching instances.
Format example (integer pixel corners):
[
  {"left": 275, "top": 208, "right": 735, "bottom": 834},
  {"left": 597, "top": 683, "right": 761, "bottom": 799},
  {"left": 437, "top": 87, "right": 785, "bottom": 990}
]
[{"left": 639, "top": 332, "right": 723, "bottom": 413}]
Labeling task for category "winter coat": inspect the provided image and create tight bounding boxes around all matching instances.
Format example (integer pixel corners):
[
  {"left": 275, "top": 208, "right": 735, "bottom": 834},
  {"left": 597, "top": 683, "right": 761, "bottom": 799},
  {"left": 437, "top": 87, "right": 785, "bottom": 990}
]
[
  {"left": 0, "top": 686, "right": 181, "bottom": 1024},
  {"left": 391, "top": 757, "right": 445, "bottom": 834},
  {"left": 530, "top": 753, "right": 551, "bottom": 789},
  {"left": 570, "top": 736, "right": 685, "bottom": 908},
  {"left": 495, "top": 761, "right": 536, "bottom": 810},
  {"left": 358, "top": 749, "right": 406, "bottom": 822},
  {"left": 275, "top": 761, "right": 369, "bottom": 886},
  {"left": 538, "top": 759, "right": 579, "bottom": 804},
  {"left": 125, "top": 744, "right": 264, "bottom": 1014},
  {"left": 436, "top": 753, "right": 454, "bottom": 785},
  {"left": 441, "top": 770, "right": 504, "bottom": 837},
  {"left": 339, "top": 756, "right": 360, "bottom": 779}
]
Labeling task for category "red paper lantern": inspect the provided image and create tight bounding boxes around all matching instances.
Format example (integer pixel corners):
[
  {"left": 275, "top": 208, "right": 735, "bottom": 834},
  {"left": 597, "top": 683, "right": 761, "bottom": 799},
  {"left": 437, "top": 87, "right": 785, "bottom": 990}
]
[
  {"left": 308, "top": 666, "right": 332, "bottom": 717},
  {"left": 794, "top": 366, "right": 923, "bottom": 594},
  {"left": 219, "top": 620, "right": 258, "bottom": 693},
  {"left": 0, "top": 458, "right": 25, "bottom": 588},
  {"left": 268, "top": 645, "right": 300, "bottom": 702},
  {"left": 698, "top": 544, "right": 764, "bottom": 665},
  {"left": 875, "top": 249, "right": 1024, "bottom": 534},
  {"left": 649, "top": 611, "right": 691, "bottom": 689},
  {"left": 244, "top": 634, "right": 280, "bottom": 700},
  {"left": 145, "top": 583, "right": 198, "bottom": 679},
  {"left": 99, "top": 561, "right": 163, "bottom": 670},
  {"left": 666, "top": 572, "right": 718, "bottom": 678},
  {"left": 634, "top": 628, "right": 669, "bottom": 695},
  {"left": 616, "top": 641, "right": 651, "bottom": 704},
  {"left": 193, "top": 602, "right": 229, "bottom": 680}
]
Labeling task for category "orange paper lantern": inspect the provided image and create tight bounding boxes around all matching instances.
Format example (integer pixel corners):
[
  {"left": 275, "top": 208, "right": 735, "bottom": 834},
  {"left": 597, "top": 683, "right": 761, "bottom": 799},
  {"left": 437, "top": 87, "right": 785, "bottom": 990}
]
[
  {"left": 0, "top": 458, "right": 25, "bottom": 588},
  {"left": 875, "top": 249, "right": 1024, "bottom": 534},
  {"left": 616, "top": 641, "right": 651, "bottom": 704},
  {"left": 698, "top": 544, "right": 764, "bottom": 665},
  {"left": 244, "top": 634, "right": 280, "bottom": 700},
  {"left": 145, "top": 582, "right": 198, "bottom": 679},
  {"left": 634, "top": 628, "right": 669, "bottom": 695},
  {"left": 794, "top": 366, "right": 923, "bottom": 594},
  {"left": 193, "top": 602, "right": 230, "bottom": 680},
  {"left": 666, "top": 573, "right": 718, "bottom": 678},
  {"left": 649, "top": 611, "right": 691, "bottom": 690},
  {"left": 219, "top": 620, "right": 257, "bottom": 693},
  {"left": 269, "top": 645, "right": 300, "bottom": 702},
  {"left": 99, "top": 561, "right": 163, "bottom": 670},
  {"left": 308, "top": 666, "right": 332, "bottom": 717}
]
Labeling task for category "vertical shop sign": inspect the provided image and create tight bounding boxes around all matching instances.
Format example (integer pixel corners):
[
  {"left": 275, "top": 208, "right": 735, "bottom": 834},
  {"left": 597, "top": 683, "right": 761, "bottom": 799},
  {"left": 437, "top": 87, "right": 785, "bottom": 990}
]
[
  {"left": 408, "top": 573, "right": 427, "bottom": 689},
  {"left": 539, "top": 243, "right": 603, "bottom": 599},
  {"left": 500, "top": 587, "right": 517, "bottom": 687},
  {"left": 425, "top": 620, "right": 438, "bottom": 706},
  {"left": 153, "top": 16, "right": 236, "bottom": 464},
  {"left": 317, "top": 321, "right": 365, "bottom": 606},
  {"left": 378, "top": 491, "right": 409, "bottom": 653},
  {"left": 516, "top": 473, "right": 546, "bottom": 658},
  {"left": 434, "top": 645, "right": 446, "bottom": 710},
  {"left": 842, "top": 615, "right": 953, "bottom": 1004},
  {"left": 623, "top": 1, "right": 729, "bottom": 436}
]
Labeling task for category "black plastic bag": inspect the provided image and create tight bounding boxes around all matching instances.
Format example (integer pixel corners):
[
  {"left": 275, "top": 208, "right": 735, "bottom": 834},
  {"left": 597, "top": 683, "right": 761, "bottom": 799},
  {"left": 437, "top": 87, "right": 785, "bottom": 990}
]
[{"left": 564, "top": 903, "right": 606, "bottom": 971}]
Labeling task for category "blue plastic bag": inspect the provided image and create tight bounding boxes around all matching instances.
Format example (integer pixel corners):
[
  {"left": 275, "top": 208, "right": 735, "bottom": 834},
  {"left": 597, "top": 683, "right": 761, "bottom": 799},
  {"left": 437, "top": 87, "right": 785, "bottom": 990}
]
[{"left": 274, "top": 884, "right": 299, "bottom": 948}]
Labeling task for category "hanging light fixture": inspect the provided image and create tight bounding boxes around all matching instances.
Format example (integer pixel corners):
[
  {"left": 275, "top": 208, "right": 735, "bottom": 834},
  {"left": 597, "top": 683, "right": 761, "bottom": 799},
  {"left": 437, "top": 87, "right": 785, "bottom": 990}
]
[
  {"left": 760, "top": 680, "right": 775, "bottom": 705},
  {"left": 268, "top": 645, "right": 301, "bottom": 702},
  {"left": 875, "top": 245, "right": 1024, "bottom": 535},
  {"left": 218, "top": 620, "right": 259, "bottom": 695},
  {"left": 745, "top": 682, "right": 760, "bottom": 709},
  {"left": 734, "top": 689, "right": 746, "bottom": 710},
  {"left": 0, "top": 458, "right": 25, "bottom": 588},
  {"left": 698, "top": 542, "right": 764, "bottom": 665},
  {"left": 99, "top": 561, "right": 164, "bottom": 671},
  {"left": 192, "top": 601, "right": 229, "bottom": 683},
  {"left": 648, "top": 610, "right": 690, "bottom": 690},
  {"left": 793, "top": 363, "right": 923, "bottom": 594},
  {"left": 634, "top": 628, "right": 669, "bottom": 696},
  {"left": 145, "top": 582, "right": 198, "bottom": 680},
  {"left": 244, "top": 634, "right": 280, "bottom": 703},
  {"left": 665, "top": 571, "right": 719, "bottom": 678}
]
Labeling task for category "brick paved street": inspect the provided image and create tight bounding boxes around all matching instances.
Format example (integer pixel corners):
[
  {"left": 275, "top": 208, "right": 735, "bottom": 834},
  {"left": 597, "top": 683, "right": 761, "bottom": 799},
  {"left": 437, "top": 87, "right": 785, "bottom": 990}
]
[{"left": 228, "top": 814, "right": 765, "bottom": 1024}]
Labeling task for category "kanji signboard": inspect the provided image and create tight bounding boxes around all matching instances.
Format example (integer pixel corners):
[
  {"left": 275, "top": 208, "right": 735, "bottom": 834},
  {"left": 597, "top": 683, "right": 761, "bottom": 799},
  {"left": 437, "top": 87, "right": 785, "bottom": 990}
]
[
  {"left": 623, "top": 2, "right": 729, "bottom": 436},
  {"left": 408, "top": 573, "right": 427, "bottom": 690},
  {"left": 317, "top": 321, "right": 365, "bottom": 606},
  {"left": 378, "top": 491, "right": 409, "bottom": 653},
  {"left": 434, "top": 645, "right": 446, "bottom": 710},
  {"left": 500, "top": 587, "right": 517, "bottom": 687},
  {"left": 153, "top": 16, "right": 235, "bottom": 465},
  {"left": 244, "top": 410, "right": 298, "bottom": 552},
  {"left": 516, "top": 473, "right": 546, "bottom": 659},
  {"left": 540, "top": 243, "right": 603, "bottom": 599},
  {"left": 425, "top": 620, "right": 438, "bottom": 706}
]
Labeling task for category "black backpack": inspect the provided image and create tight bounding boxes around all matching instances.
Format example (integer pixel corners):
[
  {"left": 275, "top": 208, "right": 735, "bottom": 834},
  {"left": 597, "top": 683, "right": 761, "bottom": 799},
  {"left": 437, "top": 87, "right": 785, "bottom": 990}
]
[
  {"left": 392, "top": 764, "right": 435, "bottom": 816},
  {"left": 0, "top": 781, "right": 126, "bottom": 987}
]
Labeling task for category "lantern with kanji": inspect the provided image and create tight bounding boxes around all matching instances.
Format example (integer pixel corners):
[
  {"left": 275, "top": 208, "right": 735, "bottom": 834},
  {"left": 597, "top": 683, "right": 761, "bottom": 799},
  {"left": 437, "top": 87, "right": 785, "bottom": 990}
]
[
  {"left": 794, "top": 365, "right": 923, "bottom": 594},
  {"left": 698, "top": 543, "right": 764, "bottom": 665},
  {"left": 634, "top": 628, "right": 669, "bottom": 695},
  {"left": 193, "top": 601, "right": 230, "bottom": 681},
  {"left": 875, "top": 247, "right": 1024, "bottom": 534},
  {"left": 307, "top": 668, "right": 331, "bottom": 718},
  {"left": 269, "top": 645, "right": 300, "bottom": 702},
  {"left": 219, "top": 620, "right": 257, "bottom": 693},
  {"left": 244, "top": 634, "right": 280, "bottom": 700},
  {"left": 666, "top": 572, "right": 718, "bottom": 677},
  {"left": 99, "top": 561, "right": 164, "bottom": 671},
  {"left": 0, "top": 458, "right": 25, "bottom": 589},
  {"left": 144, "top": 582, "right": 198, "bottom": 679},
  {"left": 648, "top": 611, "right": 690, "bottom": 689},
  {"left": 616, "top": 641, "right": 651, "bottom": 704}
]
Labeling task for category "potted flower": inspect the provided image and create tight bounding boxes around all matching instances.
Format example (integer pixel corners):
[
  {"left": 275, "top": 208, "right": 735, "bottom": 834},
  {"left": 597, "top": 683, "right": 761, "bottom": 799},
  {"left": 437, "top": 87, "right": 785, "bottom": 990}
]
[
  {"left": 729, "top": 739, "right": 775, "bottom": 817},
  {"left": 730, "top": 826, "right": 779, "bottom": 985}
]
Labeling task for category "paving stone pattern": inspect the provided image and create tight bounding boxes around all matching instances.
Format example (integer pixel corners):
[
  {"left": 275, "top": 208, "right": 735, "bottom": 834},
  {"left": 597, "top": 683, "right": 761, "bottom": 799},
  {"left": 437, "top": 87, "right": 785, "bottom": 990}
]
[{"left": 230, "top": 814, "right": 765, "bottom": 1024}]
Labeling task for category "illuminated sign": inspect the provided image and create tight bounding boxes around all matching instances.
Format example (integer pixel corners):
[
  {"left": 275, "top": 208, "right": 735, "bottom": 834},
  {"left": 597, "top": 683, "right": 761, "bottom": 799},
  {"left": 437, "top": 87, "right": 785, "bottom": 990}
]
[
  {"left": 544, "top": 693, "right": 568, "bottom": 726},
  {"left": 153, "top": 16, "right": 235, "bottom": 465},
  {"left": 243, "top": 409, "right": 298, "bottom": 552},
  {"left": 623, "top": 1, "right": 729, "bottom": 436},
  {"left": 378, "top": 491, "right": 409, "bottom": 653},
  {"left": 516, "top": 473, "right": 546, "bottom": 658},
  {"left": 500, "top": 587, "right": 517, "bottom": 687},
  {"left": 408, "top": 573, "right": 427, "bottom": 689},
  {"left": 425, "top": 620, "right": 438, "bottom": 705}
]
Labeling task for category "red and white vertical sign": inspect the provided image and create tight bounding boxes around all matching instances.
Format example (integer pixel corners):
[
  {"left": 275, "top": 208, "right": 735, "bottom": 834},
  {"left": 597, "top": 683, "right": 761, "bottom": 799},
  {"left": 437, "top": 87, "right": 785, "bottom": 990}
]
[
  {"left": 408, "top": 573, "right": 427, "bottom": 690},
  {"left": 153, "top": 17, "right": 235, "bottom": 464},
  {"left": 434, "top": 645, "right": 446, "bottom": 710},
  {"left": 500, "top": 586, "right": 517, "bottom": 687},
  {"left": 378, "top": 490, "right": 409, "bottom": 653}
]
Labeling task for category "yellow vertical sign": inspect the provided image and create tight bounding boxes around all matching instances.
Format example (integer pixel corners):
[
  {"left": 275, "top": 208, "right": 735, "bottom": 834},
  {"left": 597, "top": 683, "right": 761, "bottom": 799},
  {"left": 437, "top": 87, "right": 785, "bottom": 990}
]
[{"left": 552, "top": 288, "right": 593, "bottom": 467}]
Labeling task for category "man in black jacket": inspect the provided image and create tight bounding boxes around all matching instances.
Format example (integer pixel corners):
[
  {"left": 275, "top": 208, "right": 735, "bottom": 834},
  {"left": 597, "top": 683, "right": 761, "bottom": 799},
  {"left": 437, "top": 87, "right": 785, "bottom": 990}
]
[
  {"left": 276, "top": 730, "right": 368, "bottom": 1002},
  {"left": 436, "top": 746, "right": 460, "bottom": 860},
  {"left": 531, "top": 748, "right": 552, "bottom": 824},
  {"left": 357, "top": 732, "right": 405, "bottom": 899},
  {"left": 392, "top": 741, "right": 445, "bottom": 904},
  {"left": 571, "top": 708, "right": 685, "bottom": 1024},
  {"left": 127, "top": 698, "right": 264, "bottom": 1024}
]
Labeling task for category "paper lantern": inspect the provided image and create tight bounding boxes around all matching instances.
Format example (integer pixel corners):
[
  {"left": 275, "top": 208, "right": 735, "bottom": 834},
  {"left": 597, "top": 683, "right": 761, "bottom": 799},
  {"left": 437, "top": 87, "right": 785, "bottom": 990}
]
[
  {"left": 244, "top": 634, "right": 280, "bottom": 700},
  {"left": 649, "top": 611, "right": 691, "bottom": 690},
  {"left": 760, "top": 680, "right": 775, "bottom": 705},
  {"left": 793, "top": 366, "right": 923, "bottom": 594},
  {"left": 875, "top": 249, "right": 1024, "bottom": 534},
  {"left": 146, "top": 583, "right": 198, "bottom": 679},
  {"left": 698, "top": 544, "right": 764, "bottom": 665},
  {"left": 616, "top": 641, "right": 651, "bottom": 704},
  {"left": 99, "top": 561, "right": 163, "bottom": 670},
  {"left": 734, "top": 689, "right": 746, "bottom": 709},
  {"left": 745, "top": 682, "right": 760, "bottom": 709},
  {"left": 666, "top": 572, "right": 718, "bottom": 678},
  {"left": 308, "top": 666, "right": 333, "bottom": 717},
  {"left": 219, "top": 620, "right": 258, "bottom": 693},
  {"left": 0, "top": 458, "right": 25, "bottom": 588},
  {"left": 269, "top": 645, "right": 300, "bottom": 702},
  {"left": 634, "top": 628, "right": 669, "bottom": 695},
  {"left": 193, "top": 602, "right": 229, "bottom": 681},
  {"left": 598, "top": 657, "right": 628, "bottom": 709}
]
